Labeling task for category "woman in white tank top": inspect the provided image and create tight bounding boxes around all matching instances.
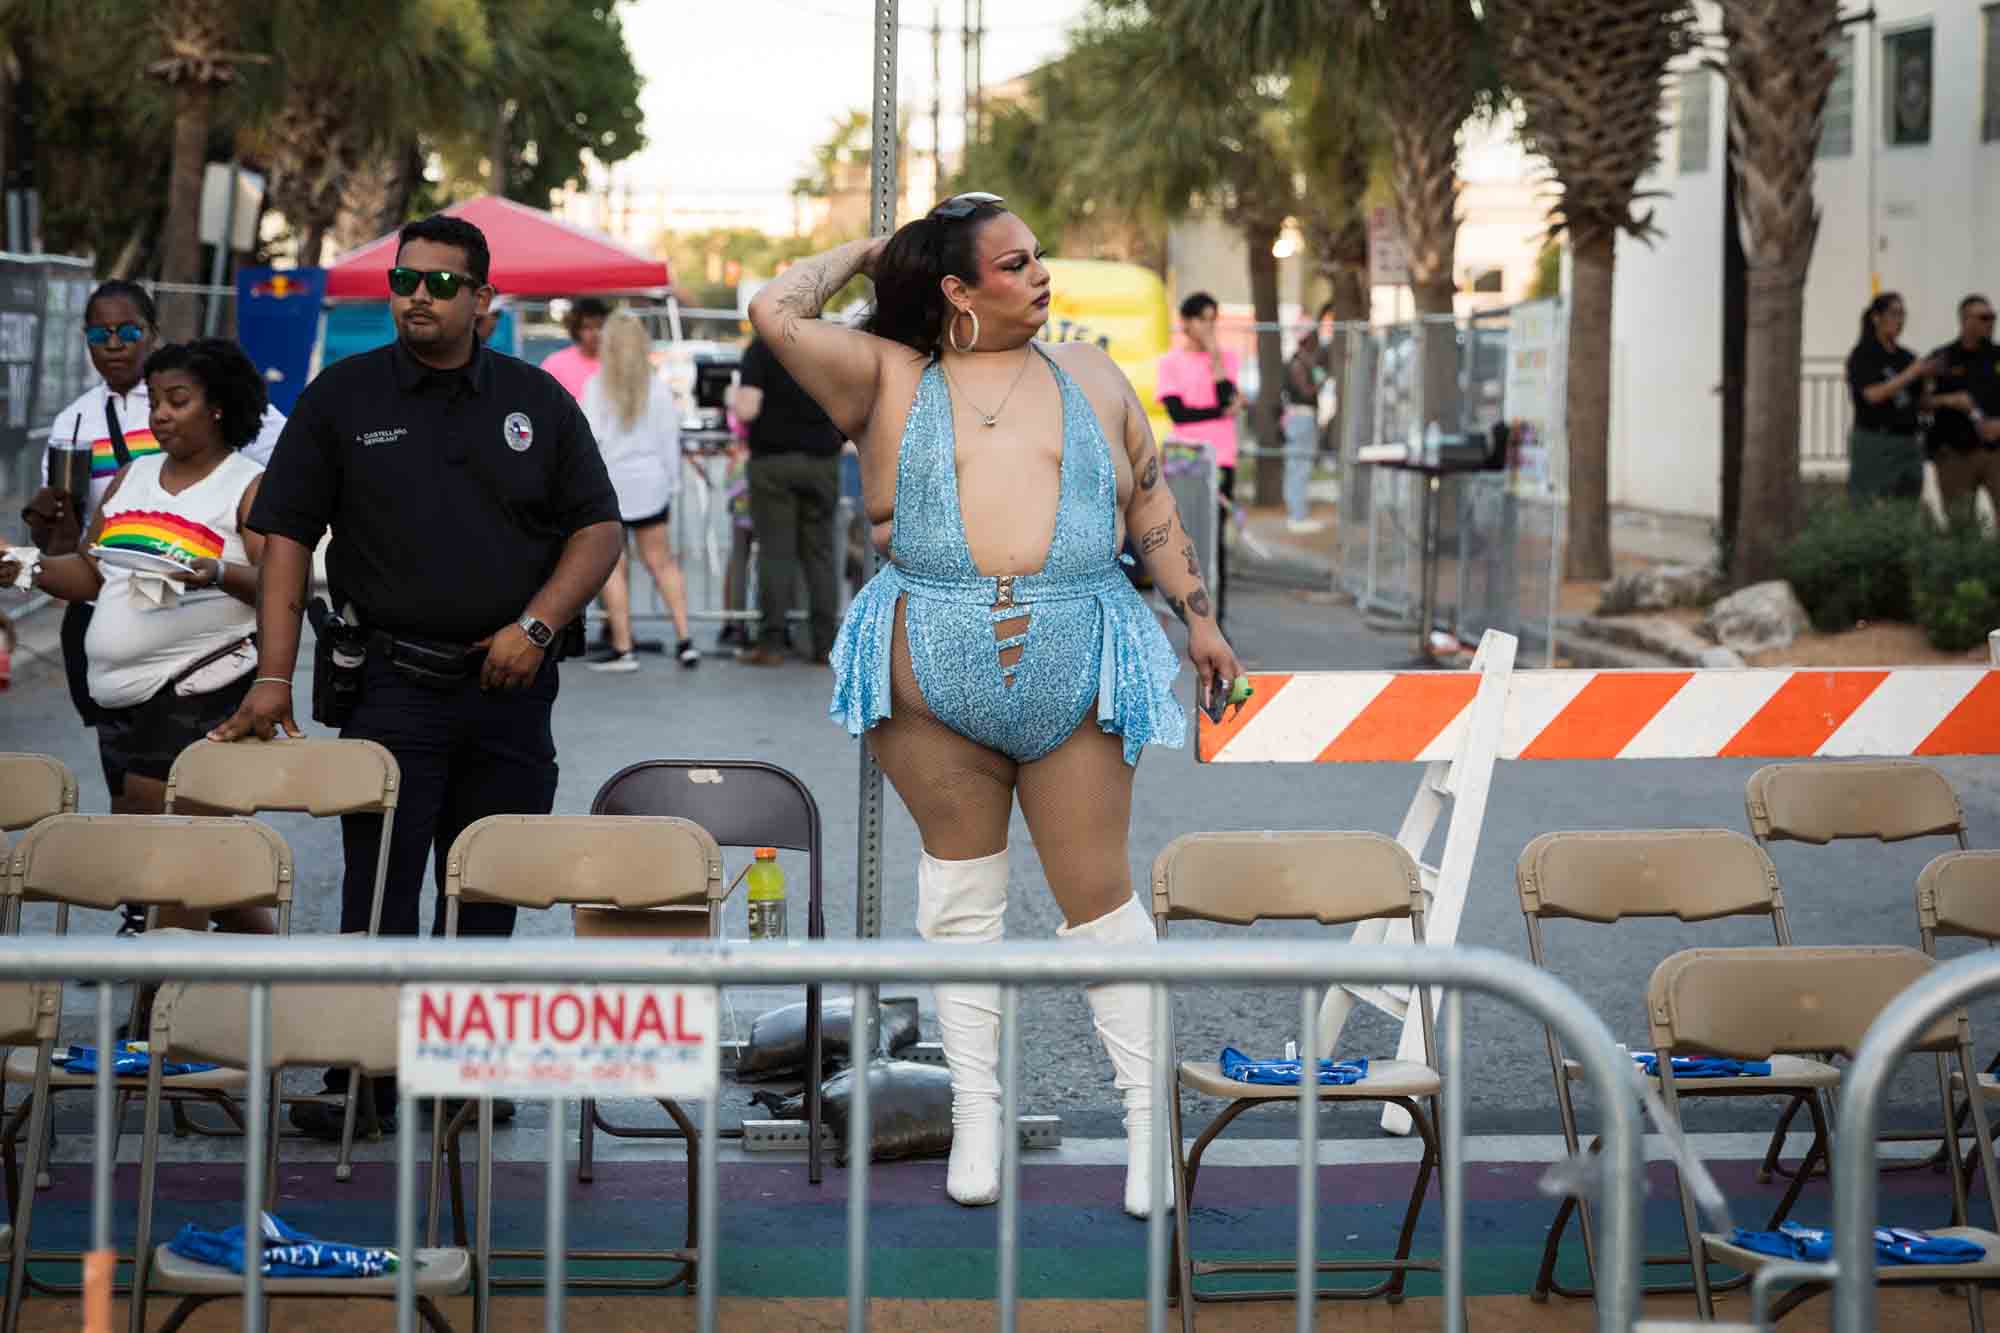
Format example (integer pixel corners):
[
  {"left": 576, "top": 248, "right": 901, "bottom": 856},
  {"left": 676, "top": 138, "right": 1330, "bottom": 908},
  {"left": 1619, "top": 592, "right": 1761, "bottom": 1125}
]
[{"left": 2, "top": 339, "right": 276, "bottom": 933}]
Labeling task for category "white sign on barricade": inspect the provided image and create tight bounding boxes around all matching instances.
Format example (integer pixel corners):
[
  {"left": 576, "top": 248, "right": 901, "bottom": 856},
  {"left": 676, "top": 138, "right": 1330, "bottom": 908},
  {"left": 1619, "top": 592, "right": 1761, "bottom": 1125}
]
[{"left": 398, "top": 983, "right": 719, "bottom": 1100}]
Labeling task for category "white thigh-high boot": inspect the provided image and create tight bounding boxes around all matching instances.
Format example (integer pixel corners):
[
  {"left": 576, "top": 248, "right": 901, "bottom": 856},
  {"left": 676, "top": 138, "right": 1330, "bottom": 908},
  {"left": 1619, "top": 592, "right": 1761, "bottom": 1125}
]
[
  {"left": 1058, "top": 894, "right": 1163, "bottom": 1219},
  {"left": 918, "top": 847, "right": 1009, "bottom": 1206}
]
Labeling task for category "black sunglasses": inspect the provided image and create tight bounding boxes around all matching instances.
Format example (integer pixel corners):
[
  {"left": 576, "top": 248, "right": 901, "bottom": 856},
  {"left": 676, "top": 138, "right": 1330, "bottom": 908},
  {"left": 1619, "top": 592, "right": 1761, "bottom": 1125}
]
[
  {"left": 387, "top": 267, "right": 479, "bottom": 300},
  {"left": 930, "top": 191, "right": 1004, "bottom": 221},
  {"left": 84, "top": 322, "right": 147, "bottom": 347}
]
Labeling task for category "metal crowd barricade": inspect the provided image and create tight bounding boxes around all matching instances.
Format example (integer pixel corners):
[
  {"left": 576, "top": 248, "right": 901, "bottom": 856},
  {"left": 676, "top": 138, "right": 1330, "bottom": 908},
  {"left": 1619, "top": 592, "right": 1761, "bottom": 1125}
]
[
  {"left": 1331, "top": 303, "right": 1568, "bottom": 661},
  {"left": 14, "top": 933, "right": 1649, "bottom": 1333},
  {"left": 1833, "top": 950, "right": 2000, "bottom": 1333}
]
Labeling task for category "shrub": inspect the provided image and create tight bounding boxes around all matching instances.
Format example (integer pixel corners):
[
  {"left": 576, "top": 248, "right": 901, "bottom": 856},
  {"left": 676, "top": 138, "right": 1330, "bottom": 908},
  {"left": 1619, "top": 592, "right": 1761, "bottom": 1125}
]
[
  {"left": 1780, "top": 501, "right": 1926, "bottom": 632},
  {"left": 1911, "top": 518, "right": 2000, "bottom": 651}
]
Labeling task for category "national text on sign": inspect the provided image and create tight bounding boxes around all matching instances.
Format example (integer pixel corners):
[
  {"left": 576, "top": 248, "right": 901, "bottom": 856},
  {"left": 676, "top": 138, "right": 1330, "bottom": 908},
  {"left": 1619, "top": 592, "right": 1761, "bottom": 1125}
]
[{"left": 416, "top": 988, "right": 705, "bottom": 1047}]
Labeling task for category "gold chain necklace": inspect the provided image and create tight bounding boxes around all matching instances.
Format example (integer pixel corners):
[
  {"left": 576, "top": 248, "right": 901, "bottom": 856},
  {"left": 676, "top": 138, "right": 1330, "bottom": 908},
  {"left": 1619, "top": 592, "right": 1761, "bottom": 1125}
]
[{"left": 943, "top": 349, "right": 1034, "bottom": 428}]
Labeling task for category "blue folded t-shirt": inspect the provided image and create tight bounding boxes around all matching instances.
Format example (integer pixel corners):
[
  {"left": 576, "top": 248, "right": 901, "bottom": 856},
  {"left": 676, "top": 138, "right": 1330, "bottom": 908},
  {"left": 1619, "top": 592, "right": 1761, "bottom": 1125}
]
[
  {"left": 54, "top": 1042, "right": 217, "bottom": 1078},
  {"left": 1631, "top": 1052, "right": 1771, "bottom": 1079},
  {"left": 167, "top": 1211, "right": 397, "bottom": 1278},
  {"left": 1726, "top": 1221, "right": 1986, "bottom": 1266},
  {"left": 1220, "top": 1047, "right": 1368, "bottom": 1086}
]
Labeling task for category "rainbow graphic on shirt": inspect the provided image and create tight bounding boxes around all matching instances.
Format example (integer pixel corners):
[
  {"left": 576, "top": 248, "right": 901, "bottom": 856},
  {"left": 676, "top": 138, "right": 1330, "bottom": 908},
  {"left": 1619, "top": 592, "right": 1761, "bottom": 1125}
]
[
  {"left": 88, "top": 429, "right": 161, "bottom": 478},
  {"left": 95, "top": 509, "right": 224, "bottom": 566}
]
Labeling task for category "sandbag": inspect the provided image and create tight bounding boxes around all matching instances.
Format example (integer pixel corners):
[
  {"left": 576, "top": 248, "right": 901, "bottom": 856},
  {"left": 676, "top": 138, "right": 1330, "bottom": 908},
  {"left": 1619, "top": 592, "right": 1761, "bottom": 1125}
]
[
  {"left": 735, "top": 995, "right": 919, "bottom": 1078},
  {"left": 749, "top": 1060, "right": 955, "bottom": 1165}
]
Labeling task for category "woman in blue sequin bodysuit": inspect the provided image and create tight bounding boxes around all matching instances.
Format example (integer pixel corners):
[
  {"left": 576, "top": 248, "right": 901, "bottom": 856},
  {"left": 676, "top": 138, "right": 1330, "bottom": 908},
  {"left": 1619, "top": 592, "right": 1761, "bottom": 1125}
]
[{"left": 748, "top": 196, "right": 1242, "bottom": 1219}]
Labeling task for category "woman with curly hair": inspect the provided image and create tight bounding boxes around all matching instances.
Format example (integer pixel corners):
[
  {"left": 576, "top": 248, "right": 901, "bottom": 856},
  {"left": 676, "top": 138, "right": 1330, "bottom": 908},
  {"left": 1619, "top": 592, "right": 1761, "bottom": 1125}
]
[
  {"left": 4, "top": 339, "right": 275, "bottom": 932},
  {"left": 749, "top": 196, "right": 1241, "bottom": 1218}
]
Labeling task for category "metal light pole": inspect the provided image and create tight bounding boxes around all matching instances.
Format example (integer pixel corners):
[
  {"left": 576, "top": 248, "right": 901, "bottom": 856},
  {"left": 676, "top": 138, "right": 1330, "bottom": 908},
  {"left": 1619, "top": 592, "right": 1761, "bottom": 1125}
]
[{"left": 856, "top": 1, "right": 898, "bottom": 945}]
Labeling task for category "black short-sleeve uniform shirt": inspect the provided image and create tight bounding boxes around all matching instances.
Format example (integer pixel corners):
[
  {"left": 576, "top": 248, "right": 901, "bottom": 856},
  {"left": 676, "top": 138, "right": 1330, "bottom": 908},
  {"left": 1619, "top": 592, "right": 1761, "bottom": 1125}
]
[
  {"left": 738, "top": 336, "right": 844, "bottom": 459},
  {"left": 1926, "top": 338, "right": 2000, "bottom": 454},
  {"left": 1845, "top": 339, "right": 1921, "bottom": 435},
  {"left": 248, "top": 340, "right": 619, "bottom": 642}
]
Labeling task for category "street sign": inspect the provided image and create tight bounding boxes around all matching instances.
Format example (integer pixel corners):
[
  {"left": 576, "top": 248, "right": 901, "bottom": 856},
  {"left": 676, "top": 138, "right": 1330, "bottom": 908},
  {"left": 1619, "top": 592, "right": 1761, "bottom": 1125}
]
[
  {"left": 1367, "top": 206, "right": 1410, "bottom": 289},
  {"left": 399, "top": 983, "right": 719, "bottom": 1100}
]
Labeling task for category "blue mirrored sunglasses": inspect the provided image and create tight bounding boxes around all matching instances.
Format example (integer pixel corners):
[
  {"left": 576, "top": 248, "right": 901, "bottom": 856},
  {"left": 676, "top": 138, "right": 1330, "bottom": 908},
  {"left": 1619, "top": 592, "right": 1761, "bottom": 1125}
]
[{"left": 84, "top": 323, "right": 147, "bottom": 347}]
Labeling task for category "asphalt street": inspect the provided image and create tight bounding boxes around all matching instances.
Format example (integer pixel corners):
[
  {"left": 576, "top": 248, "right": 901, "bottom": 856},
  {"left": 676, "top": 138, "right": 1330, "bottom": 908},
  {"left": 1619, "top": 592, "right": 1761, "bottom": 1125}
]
[{"left": 3, "top": 576, "right": 1993, "bottom": 1143}]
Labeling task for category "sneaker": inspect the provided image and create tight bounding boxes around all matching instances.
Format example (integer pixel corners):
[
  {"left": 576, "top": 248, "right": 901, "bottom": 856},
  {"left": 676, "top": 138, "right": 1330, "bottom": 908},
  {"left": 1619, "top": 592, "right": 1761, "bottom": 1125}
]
[
  {"left": 585, "top": 646, "right": 624, "bottom": 664},
  {"left": 676, "top": 638, "right": 700, "bottom": 668},
  {"left": 1286, "top": 517, "right": 1328, "bottom": 534},
  {"left": 588, "top": 651, "right": 641, "bottom": 673},
  {"left": 117, "top": 908, "right": 148, "bottom": 939}
]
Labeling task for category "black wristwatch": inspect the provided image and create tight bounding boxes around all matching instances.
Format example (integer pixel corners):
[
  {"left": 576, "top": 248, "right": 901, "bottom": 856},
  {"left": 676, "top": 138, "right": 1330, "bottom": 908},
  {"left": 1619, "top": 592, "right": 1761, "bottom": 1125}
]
[{"left": 516, "top": 614, "right": 555, "bottom": 649}]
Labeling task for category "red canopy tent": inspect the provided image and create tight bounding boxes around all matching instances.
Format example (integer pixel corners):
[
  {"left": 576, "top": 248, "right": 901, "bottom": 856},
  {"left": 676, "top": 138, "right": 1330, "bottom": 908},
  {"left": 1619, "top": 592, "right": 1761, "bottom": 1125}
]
[{"left": 324, "top": 194, "right": 671, "bottom": 300}]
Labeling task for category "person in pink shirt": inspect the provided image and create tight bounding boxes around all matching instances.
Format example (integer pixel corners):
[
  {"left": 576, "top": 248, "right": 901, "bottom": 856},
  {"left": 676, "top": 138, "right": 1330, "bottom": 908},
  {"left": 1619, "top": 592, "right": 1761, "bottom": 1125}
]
[
  {"left": 538, "top": 296, "right": 609, "bottom": 400},
  {"left": 1154, "top": 291, "right": 1239, "bottom": 626}
]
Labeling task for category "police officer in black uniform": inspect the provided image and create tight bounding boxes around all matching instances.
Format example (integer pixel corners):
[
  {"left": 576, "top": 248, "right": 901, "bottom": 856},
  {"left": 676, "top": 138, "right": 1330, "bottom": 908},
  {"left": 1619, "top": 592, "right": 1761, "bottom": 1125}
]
[
  {"left": 212, "top": 214, "right": 622, "bottom": 1128},
  {"left": 1843, "top": 291, "right": 1937, "bottom": 502},
  {"left": 1925, "top": 294, "right": 2000, "bottom": 520}
]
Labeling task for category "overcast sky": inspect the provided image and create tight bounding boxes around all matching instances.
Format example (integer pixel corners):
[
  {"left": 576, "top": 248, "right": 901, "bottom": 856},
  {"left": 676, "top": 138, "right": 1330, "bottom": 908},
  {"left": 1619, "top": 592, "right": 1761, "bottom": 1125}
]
[{"left": 616, "top": 0, "right": 1090, "bottom": 227}]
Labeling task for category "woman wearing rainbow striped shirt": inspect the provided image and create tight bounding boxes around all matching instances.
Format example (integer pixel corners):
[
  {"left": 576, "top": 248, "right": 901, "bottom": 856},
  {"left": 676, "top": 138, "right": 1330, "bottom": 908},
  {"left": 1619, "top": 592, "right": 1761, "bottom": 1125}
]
[
  {"left": 4, "top": 339, "right": 276, "bottom": 933},
  {"left": 22, "top": 281, "right": 282, "bottom": 736}
]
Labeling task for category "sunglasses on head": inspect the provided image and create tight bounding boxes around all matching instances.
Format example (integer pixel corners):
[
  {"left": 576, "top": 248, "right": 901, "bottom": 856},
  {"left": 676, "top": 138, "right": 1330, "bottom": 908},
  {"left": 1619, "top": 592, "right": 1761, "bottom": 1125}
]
[
  {"left": 387, "top": 267, "right": 478, "bottom": 300},
  {"left": 930, "top": 191, "right": 1004, "bottom": 221},
  {"left": 84, "top": 322, "right": 147, "bottom": 347}
]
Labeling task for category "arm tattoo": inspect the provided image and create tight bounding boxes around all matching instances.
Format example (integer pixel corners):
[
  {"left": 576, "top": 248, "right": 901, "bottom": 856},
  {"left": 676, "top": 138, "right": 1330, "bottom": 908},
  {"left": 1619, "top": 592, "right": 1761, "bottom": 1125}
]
[
  {"left": 1187, "top": 588, "right": 1212, "bottom": 619},
  {"left": 1165, "top": 592, "right": 1188, "bottom": 625},
  {"left": 1138, "top": 453, "right": 1160, "bottom": 490},
  {"left": 1139, "top": 521, "right": 1171, "bottom": 554},
  {"left": 1180, "top": 539, "right": 1199, "bottom": 579},
  {"left": 771, "top": 257, "right": 849, "bottom": 344}
]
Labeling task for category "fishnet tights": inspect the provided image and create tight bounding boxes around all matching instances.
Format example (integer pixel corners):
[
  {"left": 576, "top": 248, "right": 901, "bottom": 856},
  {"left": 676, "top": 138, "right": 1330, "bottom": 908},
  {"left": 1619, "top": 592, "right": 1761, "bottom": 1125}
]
[{"left": 868, "top": 597, "right": 1136, "bottom": 927}]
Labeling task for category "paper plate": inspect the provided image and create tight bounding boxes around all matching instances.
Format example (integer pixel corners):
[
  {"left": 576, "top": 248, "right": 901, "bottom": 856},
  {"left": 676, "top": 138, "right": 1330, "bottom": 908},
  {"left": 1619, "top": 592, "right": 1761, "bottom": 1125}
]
[{"left": 89, "top": 545, "right": 197, "bottom": 578}]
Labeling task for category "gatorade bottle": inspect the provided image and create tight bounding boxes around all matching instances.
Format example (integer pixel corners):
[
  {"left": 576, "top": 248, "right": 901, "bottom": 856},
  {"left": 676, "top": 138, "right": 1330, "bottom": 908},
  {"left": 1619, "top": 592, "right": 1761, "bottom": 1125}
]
[{"left": 746, "top": 848, "right": 787, "bottom": 942}]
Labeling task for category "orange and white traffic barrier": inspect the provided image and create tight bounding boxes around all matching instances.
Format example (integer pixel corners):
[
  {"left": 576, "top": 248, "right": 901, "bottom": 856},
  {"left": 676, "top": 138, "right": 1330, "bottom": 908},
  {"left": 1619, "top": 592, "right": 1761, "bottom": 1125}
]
[
  {"left": 1199, "top": 666, "right": 2000, "bottom": 764},
  {"left": 1200, "top": 631, "right": 2000, "bottom": 1136}
]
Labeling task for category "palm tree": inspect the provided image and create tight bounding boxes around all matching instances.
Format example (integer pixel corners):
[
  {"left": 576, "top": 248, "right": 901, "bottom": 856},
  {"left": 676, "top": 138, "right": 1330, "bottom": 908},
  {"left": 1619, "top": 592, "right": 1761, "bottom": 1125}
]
[
  {"left": 1717, "top": 0, "right": 1840, "bottom": 586},
  {"left": 245, "top": 0, "right": 490, "bottom": 266},
  {"left": 1501, "top": 0, "right": 1695, "bottom": 580},
  {"left": 1147, "top": 0, "right": 1489, "bottom": 450},
  {"left": 146, "top": 0, "right": 254, "bottom": 339},
  {"left": 1060, "top": 8, "right": 1300, "bottom": 456}
]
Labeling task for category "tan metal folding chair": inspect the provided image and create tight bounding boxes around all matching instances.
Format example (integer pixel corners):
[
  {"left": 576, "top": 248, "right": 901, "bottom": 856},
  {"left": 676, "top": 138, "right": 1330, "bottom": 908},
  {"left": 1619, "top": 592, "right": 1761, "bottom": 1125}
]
[
  {"left": 1152, "top": 830, "right": 1444, "bottom": 1322},
  {"left": 0, "top": 982, "right": 60, "bottom": 1283},
  {"left": 1, "top": 814, "right": 293, "bottom": 1330},
  {"left": 1918, "top": 851, "right": 2000, "bottom": 1169},
  {"left": 434, "top": 813, "right": 724, "bottom": 1302},
  {"left": 0, "top": 753, "right": 80, "bottom": 941},
  {"left": 164, "top": 738, "right": 401, "bottom": 1178},
  {"left": 1746, "top": 760, "right": 1972, "bottom": 1181},
  {"left": 128, "top": 980, "right": 471, "bottom": 1333},
  {"left": 0, "top": 755, "right": 78, "bottom": 835},
  {"left": 1649, "top": 945, "right": 2000, "bottom": 1325},
  {"left": 1516, "top": 828, "right": 1838, "bottom": 1302},
  {"left": 1745, "top": 760, "right": 1970, "bottom": 854}
]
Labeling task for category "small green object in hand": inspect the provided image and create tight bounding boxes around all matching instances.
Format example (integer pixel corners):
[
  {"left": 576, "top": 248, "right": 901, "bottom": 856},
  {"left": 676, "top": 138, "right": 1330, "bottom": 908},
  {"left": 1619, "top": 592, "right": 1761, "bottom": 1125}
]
[{"left": 1228, "top": 675, "right": 1254, "bottom": 705}]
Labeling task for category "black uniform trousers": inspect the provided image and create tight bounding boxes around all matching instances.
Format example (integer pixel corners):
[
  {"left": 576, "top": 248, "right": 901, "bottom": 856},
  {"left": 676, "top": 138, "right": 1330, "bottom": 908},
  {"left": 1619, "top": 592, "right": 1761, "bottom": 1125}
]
[{"left": 337, "top": 650, "right": 559, "bottom": 939}]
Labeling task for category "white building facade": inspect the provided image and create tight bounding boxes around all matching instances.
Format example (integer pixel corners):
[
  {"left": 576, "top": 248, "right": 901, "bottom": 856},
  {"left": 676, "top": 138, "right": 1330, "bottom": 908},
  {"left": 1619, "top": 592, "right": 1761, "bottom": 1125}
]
[{"left": 1610, "top": 0, "right": 2000, "bottom": 519}]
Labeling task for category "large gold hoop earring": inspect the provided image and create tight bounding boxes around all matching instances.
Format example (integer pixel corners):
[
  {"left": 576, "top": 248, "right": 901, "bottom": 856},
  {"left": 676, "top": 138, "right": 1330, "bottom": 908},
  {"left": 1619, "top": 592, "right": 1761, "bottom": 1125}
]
[{"left": 948, "top": 307, "right": 979, "bottom": 354}]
